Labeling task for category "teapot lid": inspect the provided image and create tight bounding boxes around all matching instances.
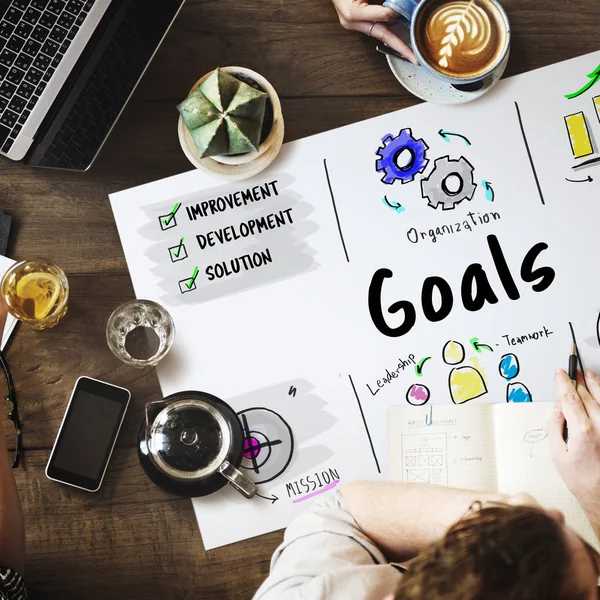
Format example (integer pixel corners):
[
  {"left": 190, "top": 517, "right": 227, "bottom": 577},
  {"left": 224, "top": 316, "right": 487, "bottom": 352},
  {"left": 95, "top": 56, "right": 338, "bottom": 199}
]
[{"left": 147, "top": 398, "right": 232, "bottom": 481}]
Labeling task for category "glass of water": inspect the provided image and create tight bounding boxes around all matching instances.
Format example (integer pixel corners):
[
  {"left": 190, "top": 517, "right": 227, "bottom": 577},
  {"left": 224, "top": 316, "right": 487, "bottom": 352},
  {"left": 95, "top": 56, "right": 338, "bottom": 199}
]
[{"left": 106, "top": 299, "right": 175, "bottom": 368}]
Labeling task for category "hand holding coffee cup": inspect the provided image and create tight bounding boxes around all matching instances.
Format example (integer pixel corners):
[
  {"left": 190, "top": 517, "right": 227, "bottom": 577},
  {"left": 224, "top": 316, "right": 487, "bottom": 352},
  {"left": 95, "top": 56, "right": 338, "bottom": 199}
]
[
  {"left": 383, "top": 0, "right": 510, "bottom": 90},
  {"left": 330, "top": 0, "right": 418, "bottom": 63}
]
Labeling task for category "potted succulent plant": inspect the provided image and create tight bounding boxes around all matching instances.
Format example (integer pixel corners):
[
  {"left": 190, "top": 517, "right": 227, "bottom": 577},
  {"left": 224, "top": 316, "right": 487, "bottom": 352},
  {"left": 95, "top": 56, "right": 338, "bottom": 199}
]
[{"left": 177, "top": 67, "right": 284, "bottom": 180}]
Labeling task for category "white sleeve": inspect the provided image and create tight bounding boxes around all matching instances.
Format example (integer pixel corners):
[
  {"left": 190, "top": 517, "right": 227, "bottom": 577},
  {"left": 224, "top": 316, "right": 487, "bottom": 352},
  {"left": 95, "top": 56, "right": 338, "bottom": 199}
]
[{"left": 252, "top": 492, "right": 402, "bottom": 600}]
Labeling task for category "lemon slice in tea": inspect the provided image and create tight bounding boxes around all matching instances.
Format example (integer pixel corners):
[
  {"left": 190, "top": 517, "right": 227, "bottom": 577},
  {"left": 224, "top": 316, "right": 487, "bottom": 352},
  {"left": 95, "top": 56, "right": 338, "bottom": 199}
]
[{"left": 16, "top": 272, "right": 61, "bottom": 319}]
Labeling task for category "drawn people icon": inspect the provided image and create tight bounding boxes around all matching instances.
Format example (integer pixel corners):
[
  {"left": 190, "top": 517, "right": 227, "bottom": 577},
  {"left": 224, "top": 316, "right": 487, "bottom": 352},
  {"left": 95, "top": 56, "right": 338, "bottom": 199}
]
[
  {"left": 499, "top": 353, "right": 532, "bottom": 402},
  {"left": 443, "top": 340, "right": 488, "bottom": 404},
  {"left": 406, "top": 383, "right": 431, "bottom": 406}
]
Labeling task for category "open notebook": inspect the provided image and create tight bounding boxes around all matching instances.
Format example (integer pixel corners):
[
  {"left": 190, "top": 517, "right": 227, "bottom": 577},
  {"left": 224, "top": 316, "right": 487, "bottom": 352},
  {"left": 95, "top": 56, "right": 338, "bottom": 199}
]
[{"left": 388, "top": 403, "right": 598, "bottom": 551}]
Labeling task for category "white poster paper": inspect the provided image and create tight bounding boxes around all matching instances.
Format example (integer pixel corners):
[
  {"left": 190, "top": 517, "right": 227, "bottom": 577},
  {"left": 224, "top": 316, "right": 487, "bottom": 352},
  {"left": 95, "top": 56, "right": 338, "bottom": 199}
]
[{"left": 110, "top": 50, "right": 600, "bottom": 549}]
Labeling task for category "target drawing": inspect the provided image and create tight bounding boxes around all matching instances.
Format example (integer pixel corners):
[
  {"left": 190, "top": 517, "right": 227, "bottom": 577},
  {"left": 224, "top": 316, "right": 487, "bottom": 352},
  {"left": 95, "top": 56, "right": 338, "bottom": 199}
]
[{"left": 237, "top": 407, "right": 294, "bottom": 484}]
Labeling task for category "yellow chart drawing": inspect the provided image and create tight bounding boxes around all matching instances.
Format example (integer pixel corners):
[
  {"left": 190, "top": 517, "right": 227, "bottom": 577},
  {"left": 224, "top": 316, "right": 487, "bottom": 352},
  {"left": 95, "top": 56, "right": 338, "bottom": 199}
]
[{"left": 565, "top": 111, "right": 594, "bottom": 158}]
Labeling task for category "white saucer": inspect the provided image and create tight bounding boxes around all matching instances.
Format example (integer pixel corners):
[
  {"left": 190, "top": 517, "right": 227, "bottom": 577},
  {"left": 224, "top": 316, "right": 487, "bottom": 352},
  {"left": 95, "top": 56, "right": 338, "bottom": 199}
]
[{"left": 385, "top": 28, "right": 510, "bottom": 104}]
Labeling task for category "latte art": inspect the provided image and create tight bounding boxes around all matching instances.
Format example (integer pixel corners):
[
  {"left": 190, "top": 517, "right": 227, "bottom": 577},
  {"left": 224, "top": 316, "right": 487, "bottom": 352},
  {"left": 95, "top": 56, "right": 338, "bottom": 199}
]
[
  {"left": 431, "top": 1, "right": 492, "bottom": 69},
  {"left": 415, "top": 0, "right": 507, "bottom": 79}
]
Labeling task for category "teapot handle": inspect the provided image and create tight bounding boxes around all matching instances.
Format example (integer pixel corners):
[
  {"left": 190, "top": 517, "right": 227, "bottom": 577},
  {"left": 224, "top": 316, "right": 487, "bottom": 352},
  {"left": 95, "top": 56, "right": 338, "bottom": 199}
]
[
  {"left": 219, "top": 461, "right": 258, "bottom": 498},
  {"left": 145, "top": 399, "right": 169, "bottom": 428}
]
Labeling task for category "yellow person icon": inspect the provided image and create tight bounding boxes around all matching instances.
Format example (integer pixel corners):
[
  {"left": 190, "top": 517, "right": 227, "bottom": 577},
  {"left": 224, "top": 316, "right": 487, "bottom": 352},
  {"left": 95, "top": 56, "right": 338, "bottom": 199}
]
[{"left": 443, "top": 340, "right": 488, "bottom": 404}]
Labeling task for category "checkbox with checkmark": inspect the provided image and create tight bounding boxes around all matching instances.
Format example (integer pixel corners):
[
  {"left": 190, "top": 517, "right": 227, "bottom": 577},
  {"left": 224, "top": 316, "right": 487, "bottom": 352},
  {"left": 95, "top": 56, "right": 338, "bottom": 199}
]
[
  {"left": 169, "top": 238, "right": 187, "bottom": 262},
  {"left": 179, "top": 277, "right": 196, "bottom": 293},
  {"left": 178, "top": 266, "right": 199, "bottom": 294},
  {"left": 159, "top": 202, "right": 181, "bottom": 231}
]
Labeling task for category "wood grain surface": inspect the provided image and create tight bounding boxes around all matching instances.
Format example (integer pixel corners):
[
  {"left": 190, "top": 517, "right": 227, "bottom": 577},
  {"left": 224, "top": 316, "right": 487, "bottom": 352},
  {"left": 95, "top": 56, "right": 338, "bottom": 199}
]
[{"left": 0, "top": 0, "right": 598, "bottom": 597}]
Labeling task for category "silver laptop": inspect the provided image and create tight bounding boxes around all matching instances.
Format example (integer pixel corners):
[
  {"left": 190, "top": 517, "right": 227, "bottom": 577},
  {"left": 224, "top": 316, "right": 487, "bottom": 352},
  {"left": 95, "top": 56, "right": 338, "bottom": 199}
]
[{"left": 0, "top": 0, "right": 185, "bottom": 170}]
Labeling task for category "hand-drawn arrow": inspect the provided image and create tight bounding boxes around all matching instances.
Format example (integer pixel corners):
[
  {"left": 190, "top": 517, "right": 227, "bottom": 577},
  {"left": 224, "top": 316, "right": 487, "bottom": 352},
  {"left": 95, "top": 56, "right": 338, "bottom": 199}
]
[
  {"left": 470, "top": 337, "right": 493, "bottom": 353},
  {"left": 438, "top": 129, "right": 471, "bottom": 146},
  {"left": 565, "top": 64, "right": 600, "bottom": 99},
  {"left": 256, "top": 492, "right": 279, "bottom": 504},
  {"left": 565, "top": 175, "right": 593, "bottom": 183},
  {"left": 382, "top": 196, "right": 406, "bottom": 214},
  {"left": 481, "top": 180, "right": 495, "bottom": 201}
]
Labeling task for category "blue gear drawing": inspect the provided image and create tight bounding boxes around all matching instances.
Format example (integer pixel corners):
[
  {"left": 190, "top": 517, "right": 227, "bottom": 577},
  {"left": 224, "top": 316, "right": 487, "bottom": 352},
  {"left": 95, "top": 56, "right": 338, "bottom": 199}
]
[{"left": 375, "top": 129, "right": 429, "bottom": 185}]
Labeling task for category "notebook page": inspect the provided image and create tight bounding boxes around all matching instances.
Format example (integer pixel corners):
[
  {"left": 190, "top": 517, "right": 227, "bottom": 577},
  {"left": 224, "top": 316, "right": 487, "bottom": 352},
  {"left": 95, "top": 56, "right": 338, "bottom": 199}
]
[
  {"left": 493, "top": 402, "right": 598, "bottom": 550},
  {"left": 388, "top": 404, "right": 497, "bottom": 492}
]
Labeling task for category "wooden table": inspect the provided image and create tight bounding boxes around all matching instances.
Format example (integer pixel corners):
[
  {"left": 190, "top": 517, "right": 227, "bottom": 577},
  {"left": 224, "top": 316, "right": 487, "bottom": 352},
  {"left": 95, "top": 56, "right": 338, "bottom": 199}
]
[{"left": 0, "top": 0, "right": 597, "bottom": 597}]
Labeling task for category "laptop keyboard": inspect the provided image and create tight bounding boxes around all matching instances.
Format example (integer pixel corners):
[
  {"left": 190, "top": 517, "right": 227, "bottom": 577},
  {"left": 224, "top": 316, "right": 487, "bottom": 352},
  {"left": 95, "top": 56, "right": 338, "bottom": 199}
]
[
  {"left": 27, "top": 0, "right": 183, "bottom": 170},
  {"left": 0, "top": 0, "right": 95, "bottom": 154}
]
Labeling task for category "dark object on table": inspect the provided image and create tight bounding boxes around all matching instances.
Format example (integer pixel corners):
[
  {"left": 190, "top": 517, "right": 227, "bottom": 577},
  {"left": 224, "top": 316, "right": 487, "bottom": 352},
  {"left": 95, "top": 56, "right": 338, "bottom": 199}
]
[
  {"left": 0, "top": 349, "right": 20, "bottom": 468},
  {"left": 139, "top": 391, "right": 258, "bottom": 499},
  {"left": 46, "top": 376, "right": 130, "bottom": 491},
  {"left": 376, "top": 43, "right": 409, "bottom": 63},
  {"left": 0, "top": 210, "right": 12, "bottom": 256},
  {"left": 0, "top": 0, "right": 185, "bottom": 171},
  {"left": 451, "top": 80, "right": 485, "bottom": 92}
]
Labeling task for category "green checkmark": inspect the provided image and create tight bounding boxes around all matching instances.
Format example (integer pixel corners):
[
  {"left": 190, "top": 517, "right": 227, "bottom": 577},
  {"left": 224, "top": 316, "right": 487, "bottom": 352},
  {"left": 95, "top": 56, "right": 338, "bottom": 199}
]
[
  {"left": 173, "top": 237, "right": 185, "bottom": 257},
  {"left": 186, "top": 266, "right": 199, "bottom": 289},
  {"left": 415, "top": 356, "right": 431, "bottom": 377},
  {"left": 163, "top": 202, "right": 181, "bottom": 226}
]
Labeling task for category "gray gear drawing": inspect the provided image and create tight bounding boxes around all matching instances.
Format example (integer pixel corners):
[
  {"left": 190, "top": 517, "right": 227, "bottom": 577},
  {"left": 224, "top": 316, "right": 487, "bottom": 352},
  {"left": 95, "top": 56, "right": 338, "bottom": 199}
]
[{"left": 420, "top": 156, "right": 476, "bottom": 210}]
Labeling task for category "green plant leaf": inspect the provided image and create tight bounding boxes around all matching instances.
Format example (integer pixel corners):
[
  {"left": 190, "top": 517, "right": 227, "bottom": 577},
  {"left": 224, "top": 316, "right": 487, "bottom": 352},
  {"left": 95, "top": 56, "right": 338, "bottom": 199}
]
[
  {"left": 228, "top": 86, "right": 267, "bottom": 121},
  {"left": 199, "top": 68, "right": 239, "bottom": 112},
  {"left": 190, "top": 119, "right": 228, "bottom": 158},
  {"left": 177, "top": 89, "right": 219, "bottom": 130},
  {"left": 225, "top": 116, "right": 259, "bottom": 154}
]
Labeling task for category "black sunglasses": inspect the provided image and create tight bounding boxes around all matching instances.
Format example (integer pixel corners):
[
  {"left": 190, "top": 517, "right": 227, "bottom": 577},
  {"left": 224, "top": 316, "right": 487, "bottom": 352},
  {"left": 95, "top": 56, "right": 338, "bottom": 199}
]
[{"left": 0, "top": 350, "right": 20, "bottom": 468}]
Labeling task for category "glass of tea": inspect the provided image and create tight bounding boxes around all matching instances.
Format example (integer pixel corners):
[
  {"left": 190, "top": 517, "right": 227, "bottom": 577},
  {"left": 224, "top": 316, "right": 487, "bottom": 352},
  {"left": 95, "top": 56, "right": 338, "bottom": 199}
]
[
  {"left": 1, "top": 259, "right": 69, "bottom": 330},
  {"left": 106, "top": 299, "right": 175, "bottom": 368}
]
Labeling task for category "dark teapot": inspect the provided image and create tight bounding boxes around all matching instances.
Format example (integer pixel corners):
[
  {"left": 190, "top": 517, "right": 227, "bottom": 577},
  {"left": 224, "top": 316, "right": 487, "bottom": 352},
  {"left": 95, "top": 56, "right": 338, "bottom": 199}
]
[{"left": 138, "top": 390, "right": 257, "bottom": 498}]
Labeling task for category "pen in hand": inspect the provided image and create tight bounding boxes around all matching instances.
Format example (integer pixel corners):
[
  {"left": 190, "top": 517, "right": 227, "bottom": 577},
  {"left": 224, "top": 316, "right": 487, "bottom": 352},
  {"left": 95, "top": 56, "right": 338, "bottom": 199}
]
[
  {"left": 565, "top": 343, "right": 578, "bottom": 442},
  {"left": 568, "top": 343, "right": 578, "bottom": 385}
]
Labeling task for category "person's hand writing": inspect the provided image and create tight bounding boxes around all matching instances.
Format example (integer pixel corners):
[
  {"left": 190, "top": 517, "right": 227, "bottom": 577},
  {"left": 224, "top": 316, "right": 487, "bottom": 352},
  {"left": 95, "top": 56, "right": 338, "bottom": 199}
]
[
  {"left": 549, "top": 369, "right": 600, "bottom": 530},
  {"left": 330, "top": 0, "right": 418, "bottom": 64}
]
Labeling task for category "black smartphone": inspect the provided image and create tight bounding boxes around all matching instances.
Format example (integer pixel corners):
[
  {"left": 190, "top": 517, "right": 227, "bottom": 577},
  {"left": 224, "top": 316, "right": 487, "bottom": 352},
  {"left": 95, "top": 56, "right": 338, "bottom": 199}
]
[{"left": 46, "top": 376, "right": 131, "bottom": 492}]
